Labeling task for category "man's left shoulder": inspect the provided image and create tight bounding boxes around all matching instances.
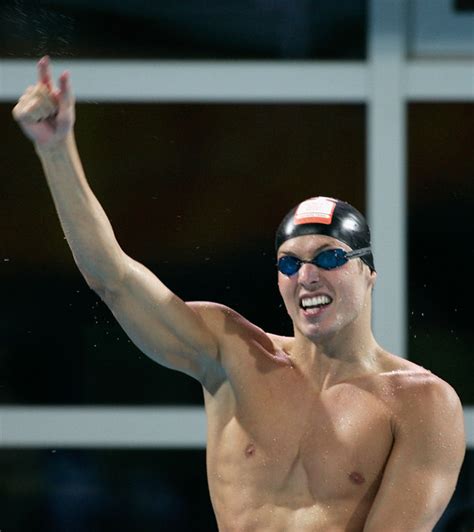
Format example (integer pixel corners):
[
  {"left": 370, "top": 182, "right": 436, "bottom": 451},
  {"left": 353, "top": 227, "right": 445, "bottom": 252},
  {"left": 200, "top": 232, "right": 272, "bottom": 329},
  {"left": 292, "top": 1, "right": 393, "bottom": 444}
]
[
  {"left": 388, "top": 365, "right": 462, "bottom": 420},
  {"left": 389, "top": 366, "right": 466, "bottom": 468}
]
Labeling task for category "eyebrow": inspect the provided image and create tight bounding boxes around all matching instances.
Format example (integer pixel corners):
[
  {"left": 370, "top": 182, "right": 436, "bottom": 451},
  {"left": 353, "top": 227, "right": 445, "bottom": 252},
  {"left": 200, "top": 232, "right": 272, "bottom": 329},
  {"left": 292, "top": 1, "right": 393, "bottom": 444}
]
[{"left": 278, "top": 243, "right": 333, "bottom": 258}]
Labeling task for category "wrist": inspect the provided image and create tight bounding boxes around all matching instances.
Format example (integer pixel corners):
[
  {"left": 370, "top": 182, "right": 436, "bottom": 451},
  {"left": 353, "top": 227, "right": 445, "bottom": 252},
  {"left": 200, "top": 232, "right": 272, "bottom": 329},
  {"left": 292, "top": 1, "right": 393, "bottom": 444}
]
[{"left": 35, "top": 132, "right": 75, "bottom": 157}]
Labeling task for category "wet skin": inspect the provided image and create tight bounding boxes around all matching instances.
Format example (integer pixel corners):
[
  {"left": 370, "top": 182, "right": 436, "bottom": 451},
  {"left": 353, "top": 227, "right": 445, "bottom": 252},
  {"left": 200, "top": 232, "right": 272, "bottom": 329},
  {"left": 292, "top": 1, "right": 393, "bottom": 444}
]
[
  {"left": 200, "top": 235, "right": 432, "bottom": 530},
  {"left": 204, "top": 343, "right": 430, "bottom": 531}
]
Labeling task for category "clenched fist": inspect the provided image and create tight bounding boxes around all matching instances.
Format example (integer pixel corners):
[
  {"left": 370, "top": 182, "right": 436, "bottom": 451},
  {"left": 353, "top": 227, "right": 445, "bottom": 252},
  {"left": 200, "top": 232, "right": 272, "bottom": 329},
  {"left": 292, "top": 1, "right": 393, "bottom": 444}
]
[{"left": 12, "top": 56, "right": 75, "bottom": 148}]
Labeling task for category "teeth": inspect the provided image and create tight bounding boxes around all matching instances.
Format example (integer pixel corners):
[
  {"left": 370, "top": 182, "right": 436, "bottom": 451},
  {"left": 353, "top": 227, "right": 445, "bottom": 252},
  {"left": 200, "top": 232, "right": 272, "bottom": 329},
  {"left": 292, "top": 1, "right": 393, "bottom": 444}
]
[{"left": 301, "top": 295, "right": 332, "bottom": 309}]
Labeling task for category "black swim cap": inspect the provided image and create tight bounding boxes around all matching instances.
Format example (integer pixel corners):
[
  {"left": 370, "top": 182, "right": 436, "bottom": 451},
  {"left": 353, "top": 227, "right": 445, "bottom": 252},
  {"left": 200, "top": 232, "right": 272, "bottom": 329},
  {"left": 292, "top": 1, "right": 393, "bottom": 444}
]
[{"left": 275, "top": 196, "right": 375, "bottom": 272}]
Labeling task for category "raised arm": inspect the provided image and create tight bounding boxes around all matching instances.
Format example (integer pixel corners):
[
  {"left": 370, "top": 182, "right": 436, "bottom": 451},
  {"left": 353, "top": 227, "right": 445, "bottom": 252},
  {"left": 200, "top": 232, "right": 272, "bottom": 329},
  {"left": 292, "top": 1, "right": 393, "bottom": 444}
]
[
  {"left": 364, "top": 377, "right": 466, "bottom": 531},
  {"left": 12, "top": 57, "right": 224, "bottom": 386}
]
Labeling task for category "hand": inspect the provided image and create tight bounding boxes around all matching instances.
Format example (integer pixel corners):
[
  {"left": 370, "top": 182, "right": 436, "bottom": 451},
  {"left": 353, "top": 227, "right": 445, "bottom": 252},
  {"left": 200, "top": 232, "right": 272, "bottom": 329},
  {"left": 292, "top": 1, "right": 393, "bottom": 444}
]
[{"left": 12, "top": 56, "right": 75, "bottom": 148}]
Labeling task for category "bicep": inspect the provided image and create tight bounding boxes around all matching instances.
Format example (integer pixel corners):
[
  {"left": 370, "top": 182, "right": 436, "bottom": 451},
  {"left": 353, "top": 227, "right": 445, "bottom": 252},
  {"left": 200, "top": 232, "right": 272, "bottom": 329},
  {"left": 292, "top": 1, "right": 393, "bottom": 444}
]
[
  {"left": 98, "top": 255, "right": 222, "bottom": 382},
  {"left": 364, "top": 382, "right": 465, "bottom": 531}
]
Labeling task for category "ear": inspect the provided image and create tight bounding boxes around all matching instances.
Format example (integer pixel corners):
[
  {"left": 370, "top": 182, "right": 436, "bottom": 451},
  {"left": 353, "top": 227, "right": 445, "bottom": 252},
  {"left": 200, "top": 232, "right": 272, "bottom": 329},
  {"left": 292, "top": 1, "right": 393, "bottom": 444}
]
[{"left": 368, "top": 269, "right": 377, "bottom": 290}]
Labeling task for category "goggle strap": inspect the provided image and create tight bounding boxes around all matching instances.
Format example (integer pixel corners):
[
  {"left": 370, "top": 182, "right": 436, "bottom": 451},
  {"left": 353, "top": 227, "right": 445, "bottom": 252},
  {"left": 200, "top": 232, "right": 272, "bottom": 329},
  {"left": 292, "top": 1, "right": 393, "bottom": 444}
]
[{"left": 345, "top": 247, "right": 371, "bottom": 259}]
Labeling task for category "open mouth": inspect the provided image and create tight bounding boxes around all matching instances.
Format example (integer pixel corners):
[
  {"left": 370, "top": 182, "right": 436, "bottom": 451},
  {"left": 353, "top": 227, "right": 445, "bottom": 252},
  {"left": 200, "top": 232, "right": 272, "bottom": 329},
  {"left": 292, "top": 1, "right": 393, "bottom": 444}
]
[{"left": 300, "top": 295, "right": 333, "bottom": 314}]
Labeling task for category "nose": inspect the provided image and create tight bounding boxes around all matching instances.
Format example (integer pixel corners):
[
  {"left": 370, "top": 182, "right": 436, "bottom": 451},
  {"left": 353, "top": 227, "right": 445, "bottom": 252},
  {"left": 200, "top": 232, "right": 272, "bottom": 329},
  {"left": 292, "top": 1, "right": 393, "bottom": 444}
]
[{"left": 297, "top": 261, "right": 321, "bottom": 287}]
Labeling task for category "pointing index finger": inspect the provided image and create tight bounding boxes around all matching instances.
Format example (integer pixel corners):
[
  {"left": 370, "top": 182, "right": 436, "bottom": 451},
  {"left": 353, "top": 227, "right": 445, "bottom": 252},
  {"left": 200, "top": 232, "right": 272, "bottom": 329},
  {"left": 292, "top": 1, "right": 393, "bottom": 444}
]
[{"left": 38, "top": 56, "right": 53, "bottom": 90}]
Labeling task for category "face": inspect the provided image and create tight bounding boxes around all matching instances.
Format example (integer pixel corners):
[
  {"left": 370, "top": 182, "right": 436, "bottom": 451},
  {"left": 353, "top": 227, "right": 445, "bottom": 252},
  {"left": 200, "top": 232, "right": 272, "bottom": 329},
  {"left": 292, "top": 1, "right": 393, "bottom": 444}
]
[{"left": 277, "top": 234, "right": 376, "bottom": 342}]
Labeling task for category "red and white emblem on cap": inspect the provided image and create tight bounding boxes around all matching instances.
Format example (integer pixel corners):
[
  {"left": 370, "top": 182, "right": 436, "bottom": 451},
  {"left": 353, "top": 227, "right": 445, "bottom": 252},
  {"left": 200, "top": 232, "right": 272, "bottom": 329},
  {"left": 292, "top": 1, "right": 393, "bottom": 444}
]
[{"left": 294, "top": 197, "right": 336, "bottom": 225}]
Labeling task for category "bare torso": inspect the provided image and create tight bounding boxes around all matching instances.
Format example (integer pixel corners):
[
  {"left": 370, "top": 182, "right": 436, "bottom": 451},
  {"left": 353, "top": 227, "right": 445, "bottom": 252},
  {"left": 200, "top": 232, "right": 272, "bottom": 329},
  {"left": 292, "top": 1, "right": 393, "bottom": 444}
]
[{"left": 203, "top": 324, "right": 430, "bottom": 531}]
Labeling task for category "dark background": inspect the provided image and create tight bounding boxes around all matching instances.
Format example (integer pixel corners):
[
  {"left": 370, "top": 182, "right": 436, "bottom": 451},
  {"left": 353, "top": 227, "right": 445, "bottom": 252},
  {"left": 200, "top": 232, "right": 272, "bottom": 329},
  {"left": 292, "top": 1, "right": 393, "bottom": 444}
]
[{"left": 0, "top": 0, "right": 473, "bottom": 530}]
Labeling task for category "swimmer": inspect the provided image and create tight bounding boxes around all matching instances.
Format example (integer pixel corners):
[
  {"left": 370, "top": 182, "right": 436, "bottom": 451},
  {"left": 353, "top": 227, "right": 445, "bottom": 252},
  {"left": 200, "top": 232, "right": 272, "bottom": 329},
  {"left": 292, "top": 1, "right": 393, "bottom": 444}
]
[{"left": 13, "top": 57, "right": 465, "bottom": 531}]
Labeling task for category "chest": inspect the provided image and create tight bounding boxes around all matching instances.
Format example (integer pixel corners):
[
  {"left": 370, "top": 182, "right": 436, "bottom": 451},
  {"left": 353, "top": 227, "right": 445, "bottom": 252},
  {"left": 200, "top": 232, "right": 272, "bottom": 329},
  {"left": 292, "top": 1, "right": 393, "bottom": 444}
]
[{"left": 210, "top": 374, "right": 394, "bottom": 501}]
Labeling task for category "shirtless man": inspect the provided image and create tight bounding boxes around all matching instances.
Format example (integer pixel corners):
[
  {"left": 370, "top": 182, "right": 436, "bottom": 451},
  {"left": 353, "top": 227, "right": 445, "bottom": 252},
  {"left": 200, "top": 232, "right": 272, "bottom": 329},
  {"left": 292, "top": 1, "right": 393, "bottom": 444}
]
[{"left": 13, "top": 57, "right": 465, "bottom": 531}]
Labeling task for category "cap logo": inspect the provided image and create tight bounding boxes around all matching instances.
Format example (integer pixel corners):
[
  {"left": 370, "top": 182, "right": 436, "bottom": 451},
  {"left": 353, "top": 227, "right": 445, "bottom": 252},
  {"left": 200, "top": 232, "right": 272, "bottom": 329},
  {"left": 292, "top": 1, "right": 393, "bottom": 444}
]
[{"left": 294, "top": 197, "right": 336, "bottom": 225}]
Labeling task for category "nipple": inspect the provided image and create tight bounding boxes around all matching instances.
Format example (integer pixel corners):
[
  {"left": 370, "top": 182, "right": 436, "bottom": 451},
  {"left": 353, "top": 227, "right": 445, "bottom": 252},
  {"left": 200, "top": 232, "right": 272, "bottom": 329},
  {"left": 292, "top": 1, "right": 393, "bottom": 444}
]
[
  {"left": 349, "top": 471, "right": 365, "bottom": 485},
  {"left": 245, "top": 443, "right": 256, "bottom": 457}
]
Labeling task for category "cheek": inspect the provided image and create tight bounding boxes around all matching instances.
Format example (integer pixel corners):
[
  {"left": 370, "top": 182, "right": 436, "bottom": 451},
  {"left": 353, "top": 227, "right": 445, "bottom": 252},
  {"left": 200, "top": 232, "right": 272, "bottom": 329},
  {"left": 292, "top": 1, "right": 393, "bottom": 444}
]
[
  {"left": 334, "top": 272, "right": 365, "bottom": 307},
  {"left": 278, "top": 274, "right": 290, "bottom": 298},
  {"left": 278, "top": 275, "right": 297, "bottom": 309},
  {"left": 277, "top": 273, "right": 284, "bottom": 292}
]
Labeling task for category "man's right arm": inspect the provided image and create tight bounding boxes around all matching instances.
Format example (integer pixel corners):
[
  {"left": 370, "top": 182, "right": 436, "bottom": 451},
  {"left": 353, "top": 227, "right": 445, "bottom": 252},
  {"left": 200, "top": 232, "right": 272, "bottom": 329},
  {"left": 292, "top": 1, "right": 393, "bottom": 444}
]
[{"left": 12, "top": 57, "right": 224, "bottom": 385}]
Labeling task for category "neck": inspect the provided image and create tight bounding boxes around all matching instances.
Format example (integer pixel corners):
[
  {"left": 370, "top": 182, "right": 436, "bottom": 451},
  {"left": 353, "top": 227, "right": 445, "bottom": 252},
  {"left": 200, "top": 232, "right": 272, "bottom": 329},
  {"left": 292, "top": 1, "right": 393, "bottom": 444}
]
[{"left": 290, "top": 320, "right": 381, "bottom": 390}]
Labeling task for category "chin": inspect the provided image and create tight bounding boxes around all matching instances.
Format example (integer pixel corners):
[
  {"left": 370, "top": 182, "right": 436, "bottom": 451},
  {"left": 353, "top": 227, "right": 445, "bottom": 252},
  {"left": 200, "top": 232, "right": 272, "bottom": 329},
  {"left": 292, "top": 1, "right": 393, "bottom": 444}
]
[
  {"left": 296, "top": 312, "right": 354, "bottom": 343},
  {"left": 297, "top": 322, "right": 339, "bottom": 343}
]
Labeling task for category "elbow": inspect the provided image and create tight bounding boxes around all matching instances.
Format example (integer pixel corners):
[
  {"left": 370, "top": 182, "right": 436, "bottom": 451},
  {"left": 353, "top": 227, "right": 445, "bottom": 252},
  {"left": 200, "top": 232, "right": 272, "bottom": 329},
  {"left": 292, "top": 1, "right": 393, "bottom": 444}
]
[
  {"left": 81, "top": 269, "right": 123, "bottom": 303},
  {"left": 77, "top": 252, "right": 130, "bottom": 299},
  {"left": 83, "top": 272, "right": 108, "bottom": 299}
]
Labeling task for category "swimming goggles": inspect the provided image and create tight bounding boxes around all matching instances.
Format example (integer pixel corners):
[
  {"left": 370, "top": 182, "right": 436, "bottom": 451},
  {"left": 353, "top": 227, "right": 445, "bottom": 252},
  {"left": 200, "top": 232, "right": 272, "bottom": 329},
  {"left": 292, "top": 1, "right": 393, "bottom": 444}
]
[{"left": 277, "top": 247, "right": 372, "bottom": 276}]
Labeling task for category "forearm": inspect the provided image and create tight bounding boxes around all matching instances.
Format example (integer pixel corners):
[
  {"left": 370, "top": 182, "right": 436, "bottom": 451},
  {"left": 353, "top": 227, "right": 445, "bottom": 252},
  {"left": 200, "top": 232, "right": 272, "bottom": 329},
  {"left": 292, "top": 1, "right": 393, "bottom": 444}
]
[{"left": 36, "top": 132, "right": 126, "bottom": 290}]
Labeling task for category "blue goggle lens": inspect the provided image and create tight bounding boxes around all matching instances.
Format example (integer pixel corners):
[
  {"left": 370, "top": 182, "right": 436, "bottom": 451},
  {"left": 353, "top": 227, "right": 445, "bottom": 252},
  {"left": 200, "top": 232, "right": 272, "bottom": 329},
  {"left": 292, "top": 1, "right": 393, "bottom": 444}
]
[{"left": 277, "top": 248, "right": 350, "bottom": 276}]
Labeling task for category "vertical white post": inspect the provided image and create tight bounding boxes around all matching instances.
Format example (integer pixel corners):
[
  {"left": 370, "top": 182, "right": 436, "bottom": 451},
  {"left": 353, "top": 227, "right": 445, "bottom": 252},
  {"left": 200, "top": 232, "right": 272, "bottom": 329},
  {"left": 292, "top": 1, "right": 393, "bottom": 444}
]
[{"left": 367, "top": 0, "right": 407, "bottom": 357}]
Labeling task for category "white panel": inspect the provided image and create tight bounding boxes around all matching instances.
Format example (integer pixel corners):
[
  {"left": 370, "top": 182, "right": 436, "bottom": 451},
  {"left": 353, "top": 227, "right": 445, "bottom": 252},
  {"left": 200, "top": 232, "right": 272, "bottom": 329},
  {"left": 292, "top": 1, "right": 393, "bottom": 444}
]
[
  {"left": 3, "top": 59, "right": 472, "bottom": 103},
  {"left": 0, "top": 60, "right": 368, "bottom": 102},
  {"left": 410, "top": 0, "right": 474, "bottom": 58},
  {"left": 407, "top": 61, "right": 474, "bottom": 100},
  {"left": 0, "top": 407, "right": 206, "bottom": 448},
  {"left": 368, "top": 1, "right": 407, "bottom": 357},
  {"left": 465, "top": 406, "right": 474, "bottom": 448},
  {"left": 0, "top": 406, "right": 472, "bottom": 448}
]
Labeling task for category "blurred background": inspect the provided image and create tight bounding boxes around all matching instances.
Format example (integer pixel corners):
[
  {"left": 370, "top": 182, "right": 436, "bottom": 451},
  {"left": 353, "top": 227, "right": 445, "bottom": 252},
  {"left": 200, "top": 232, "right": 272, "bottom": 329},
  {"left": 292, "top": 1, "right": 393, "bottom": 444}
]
[{"left": 0, "top": 0, "right": 473, "bottom": 530}]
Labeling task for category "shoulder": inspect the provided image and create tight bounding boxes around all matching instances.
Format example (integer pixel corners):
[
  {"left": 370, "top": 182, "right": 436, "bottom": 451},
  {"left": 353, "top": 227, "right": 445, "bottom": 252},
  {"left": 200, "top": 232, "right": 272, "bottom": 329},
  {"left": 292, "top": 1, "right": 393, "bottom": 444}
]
[
  {"left": 385, "top": 366, "right": 460, "bottom": 408},
  {"left": 381, "top": 365, "right": 460, "bottom": 411},
  {"left": 376, "top": 352, "right": 454, "bottom": 402},
  {"left": 408, "top": 373, "right": 462, "bottom": 423},
  {"left": 387, "top": 370, "right": 466, "bottom": 482},
  {"left": 187, "top": 301, "right": 275, "bottom": 353},
  {"left": 188, "top": 301, "right": 293, "bottom": 368},
  {"left": 188, "top": 301, "right": 263, "bottom": 338},
  {"left": 381, "top": 366, "right": 464, "bottom": 443},
  {"left": 371, "top": 351, "right": 462, "bottom": 424},
  {"left": 189, "top": 301, "right": 286, "bottom": 343}
]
